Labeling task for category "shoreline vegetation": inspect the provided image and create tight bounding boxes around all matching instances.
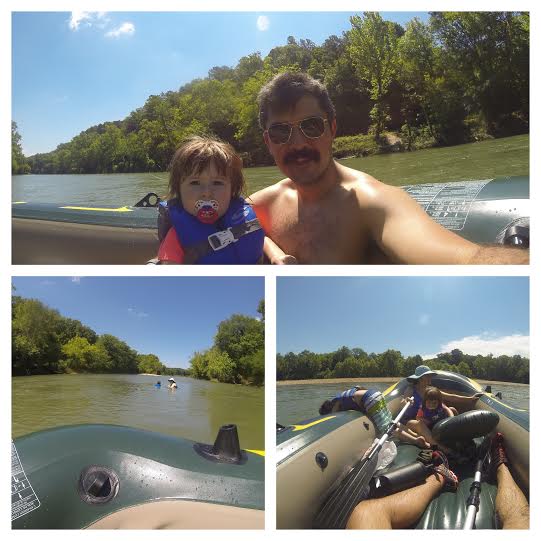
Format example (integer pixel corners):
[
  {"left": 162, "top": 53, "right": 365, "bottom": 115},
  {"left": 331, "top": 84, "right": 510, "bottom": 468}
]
[
  {"left": 277, "top": 377, "right": 529, "bottom": 387},
  {"left": 277, "top": 347, "right": 529, "bottom": 385},
  {"left": 12, "top": 293, "right": 264, "bottom": 387},
  {"left": 12, "top": 12, "right": 528, "bottom": 176}
]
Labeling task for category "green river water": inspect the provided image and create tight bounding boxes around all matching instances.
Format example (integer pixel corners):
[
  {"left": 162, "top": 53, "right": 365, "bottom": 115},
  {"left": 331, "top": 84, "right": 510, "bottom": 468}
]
[
  {"left": 12, "top": 373, "right": 264, "bottom": 450},
  {"left": 12, "top": 135, "right": 528, "bottom": 206}
]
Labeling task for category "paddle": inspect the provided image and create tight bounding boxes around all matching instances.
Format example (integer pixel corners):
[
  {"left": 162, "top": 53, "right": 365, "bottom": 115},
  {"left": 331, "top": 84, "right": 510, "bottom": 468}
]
[
  {"left": 462, "top": 433, "right": 493, "bottom": 529},
  {"left": 314, "top": 398, "right": 413, "bottom": 529}
]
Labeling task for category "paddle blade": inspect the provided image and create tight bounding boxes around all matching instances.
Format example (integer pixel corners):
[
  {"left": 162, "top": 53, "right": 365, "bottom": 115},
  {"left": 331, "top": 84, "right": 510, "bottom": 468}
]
[{"left": 314, "top": 451, "right": 380, "bottom": 529}]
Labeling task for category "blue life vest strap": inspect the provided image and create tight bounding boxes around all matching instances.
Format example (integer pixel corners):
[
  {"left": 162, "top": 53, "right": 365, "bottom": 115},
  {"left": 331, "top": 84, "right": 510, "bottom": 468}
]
[{"left": 184, "top": 217, "right": 262, "bottom": 263}]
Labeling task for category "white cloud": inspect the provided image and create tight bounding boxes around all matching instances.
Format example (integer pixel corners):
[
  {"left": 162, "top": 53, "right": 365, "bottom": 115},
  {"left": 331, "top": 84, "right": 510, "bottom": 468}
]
[
  {"left": 419, "top": 313, "right": 430, "bottom": 326},
  {"left": 422, "top": 333, "right": 529, "bottom": 359},
  {"left": 71, "top": 277, "right": 81, "bottom": 285},
  {"left": 105, "top": 22, "right": 135, "bottom": 39},
  {"left": 69, "top": 11, "right": 92, "bottom": 31},
  {"left": 69, "top": 12, "right": 108, "bottom": 31},
  {"left": 257, "top": 15, "right": 270, "bottom": 31},
  {"left": 128, "top": 307, "right": 148, "bottom": 318}
]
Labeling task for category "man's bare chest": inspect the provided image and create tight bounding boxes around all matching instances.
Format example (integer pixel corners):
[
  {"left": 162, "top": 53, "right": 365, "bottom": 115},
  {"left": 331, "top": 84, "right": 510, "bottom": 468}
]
[{"left": 269, "top": 202, "right": 369, "bottom": 264}]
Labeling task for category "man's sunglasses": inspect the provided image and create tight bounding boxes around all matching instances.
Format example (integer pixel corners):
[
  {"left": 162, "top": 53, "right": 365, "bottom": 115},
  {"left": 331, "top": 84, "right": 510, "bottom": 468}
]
[{"left": 265, "top": 116, "right": 328, "bottom": 145}]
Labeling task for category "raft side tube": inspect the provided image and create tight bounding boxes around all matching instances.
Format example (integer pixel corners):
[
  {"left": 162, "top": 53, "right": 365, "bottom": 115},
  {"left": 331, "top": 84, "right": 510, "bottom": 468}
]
[{"left": 12, "top": 424, "right": 264, "bottom": 529}]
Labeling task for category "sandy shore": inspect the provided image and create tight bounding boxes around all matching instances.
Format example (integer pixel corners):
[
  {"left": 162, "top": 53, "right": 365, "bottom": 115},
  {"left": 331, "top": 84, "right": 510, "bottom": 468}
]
[{"left": 277, "top": 377, "right": 528, "bottom": 386}]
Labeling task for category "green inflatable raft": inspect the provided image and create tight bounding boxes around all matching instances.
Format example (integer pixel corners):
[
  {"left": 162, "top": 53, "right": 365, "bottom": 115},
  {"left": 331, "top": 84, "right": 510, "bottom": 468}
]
[
  {"left": 12, "top": 423, "right": 264, "bottom": 529},
  {"left": 276, "top": 371, "right": 528, "bottom": 529},
  {"left": 12, "top": 177, "right": 529, "bottom": 264}
]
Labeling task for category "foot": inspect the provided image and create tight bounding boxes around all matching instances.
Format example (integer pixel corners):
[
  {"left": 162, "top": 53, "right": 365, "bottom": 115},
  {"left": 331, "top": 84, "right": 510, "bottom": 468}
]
[
  {"left": 433, "top": 463, "right": 459, "bottom": 491},
  {"left": 414, "top": 435, "right": 430, "bottom": 449},
  {"left": 488, "top": 432, "right": 509, "bottom": 480}
]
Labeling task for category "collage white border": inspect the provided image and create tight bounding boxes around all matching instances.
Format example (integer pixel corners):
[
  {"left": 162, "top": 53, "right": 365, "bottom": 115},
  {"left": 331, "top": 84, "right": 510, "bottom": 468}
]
[{"left": 3, "top": 0, "right": 537, "bottom": 539}]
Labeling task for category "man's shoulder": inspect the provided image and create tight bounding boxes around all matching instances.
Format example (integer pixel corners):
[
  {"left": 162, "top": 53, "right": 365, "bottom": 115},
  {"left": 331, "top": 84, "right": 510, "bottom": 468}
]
[
  {"left": 338, "top": 165, "right": 402, "bottom": 204},
  {"left": 249, "top": 178, "right": 295, "bottom": 205}
]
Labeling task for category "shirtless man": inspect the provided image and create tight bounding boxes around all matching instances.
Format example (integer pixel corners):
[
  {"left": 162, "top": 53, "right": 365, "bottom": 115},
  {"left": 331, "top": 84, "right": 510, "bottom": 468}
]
[{"left": 250, "top": 72, "right": 529, "bottom": 265}]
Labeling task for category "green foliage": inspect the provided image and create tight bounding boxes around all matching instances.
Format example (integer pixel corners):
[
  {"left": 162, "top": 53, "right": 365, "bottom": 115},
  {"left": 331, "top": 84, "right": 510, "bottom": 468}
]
[
  {"left": 96, "top": 334, "right": 139, "bottom": 373},
  {"left": 137, "top": 353, "right": 167, "bottom": 375},
  {"left": 60, "top": 337, "right": 110, "bottom": 372},
  {"left": 214, "top": 314, "right": 264, "bottom": 363},
  {"left": 22, "top": 12, "right": 529, "bottom": 174},
  {"left": 12, "top": 293, "right": 171, "bottom": 376},
  {"left": 12, "top": 298, "right": 62, "bottom": 374},
  {"left": 12, "top": 122, "right": 30, "bottom": 174},
  {"left": 188, "top": 300, "right": 265, "bottom": 386},
  {"left": 206, "top": 348, "right": 236, "bottom": 383},
  {"left": 348, "top": 12, "right": 401, "bottom": 139},
  {"left": 190, "top": 351, "right": 210, "bottom": 380},
  {"left": 277, "top": 346, "right": 528, "bottom": 384},
  {"left": 332, "top": 134, "right": 381, "bottom": 158}
]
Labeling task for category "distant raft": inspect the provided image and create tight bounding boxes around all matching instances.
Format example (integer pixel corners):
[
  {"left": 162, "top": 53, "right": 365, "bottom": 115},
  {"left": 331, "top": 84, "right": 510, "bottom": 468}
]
[
  {"left": 276, "top": 370, "right": 529, "bottom": 529},
  {"left": 12, "top": 423, "right": 264, "bottom": 529},
  {"left": 12, "top": 177, "right": 529, "bottom": 264}
]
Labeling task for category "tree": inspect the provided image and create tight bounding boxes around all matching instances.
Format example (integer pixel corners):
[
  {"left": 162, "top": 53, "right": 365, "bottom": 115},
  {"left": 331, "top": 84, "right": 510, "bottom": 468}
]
[
  {"left": 214, "top": 314, "right": 264, "bottom": 363},
  {"left": 12, "top": 121, "right": 30, "bottom": 174},
  {"left": 333, "top": 356, "right": 363, "bottom": 378},
  {"left": 137, "top": 353, "right": 166, "bottom": 374},
  {"left": 97, "top": 334, "right": 139, "bottom": 373},
  {"left": 12, "top": 298, "right": 62, "bottom": 374},
  {"left": 430, "top": 12, "right": 529, "bottom": 136},
  {"left": 238, "top": 349, "right": 264, "bottom": 386},
  {"left": 60, "top": 336, "right": 110, "bottom": 372},
  {"left": 396, "top": 18, "right": 440, "bottom": 146},
  {"left": 206, "top": 348, "right": 236, "bottom": 383},
  {"left": 348, "top": 13, "right": 401, "bottom": 139},
  {"left": 190, "top": 351, "right": 209, "bottom": 380}
]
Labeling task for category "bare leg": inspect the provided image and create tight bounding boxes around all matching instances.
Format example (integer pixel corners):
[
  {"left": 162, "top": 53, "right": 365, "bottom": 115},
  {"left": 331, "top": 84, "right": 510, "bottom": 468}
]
[
  {"left": 407, "top": 420, "right": 453, "bottom": 454},
  {"left": 395, "top": 426, "right": 430, "bottom": 448},
  {"left": 496, "top": 464, "right": 529, "bottom": 529},
  {"left": 346, "top": 474, "right": 444, "bottom": 529}
]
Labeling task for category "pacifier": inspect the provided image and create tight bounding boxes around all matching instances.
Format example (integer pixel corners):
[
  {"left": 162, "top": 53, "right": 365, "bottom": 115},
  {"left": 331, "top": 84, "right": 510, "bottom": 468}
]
[{"left": 195, "top": 199, "right": 219, "bottom": 224}]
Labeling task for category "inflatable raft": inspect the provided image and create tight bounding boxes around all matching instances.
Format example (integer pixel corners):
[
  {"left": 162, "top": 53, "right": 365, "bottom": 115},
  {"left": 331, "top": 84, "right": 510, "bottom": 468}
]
[
  {"left": 12, "top": 177, "right": 529, "bottom": 264},
  {"left": 12, "top": 423, "right": 264, "bottom": 529},
  {"left": 276, "top": 371, "right": 528, "bottom": 529}
]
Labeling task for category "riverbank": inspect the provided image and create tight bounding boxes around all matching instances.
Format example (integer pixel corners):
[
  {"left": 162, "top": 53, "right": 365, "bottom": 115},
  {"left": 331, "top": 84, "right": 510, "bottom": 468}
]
[{"left": 277, "top": 377, "right": 528, "bottom": 387}]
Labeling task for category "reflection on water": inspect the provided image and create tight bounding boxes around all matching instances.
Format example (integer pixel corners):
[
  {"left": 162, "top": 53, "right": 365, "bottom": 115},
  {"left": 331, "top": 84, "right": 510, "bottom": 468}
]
[
  {"left": 277, "top": 381, "right": 529, "bottom": 427},
  {"left": 12, "top": 373, "right": 264, "bottom": 449}
]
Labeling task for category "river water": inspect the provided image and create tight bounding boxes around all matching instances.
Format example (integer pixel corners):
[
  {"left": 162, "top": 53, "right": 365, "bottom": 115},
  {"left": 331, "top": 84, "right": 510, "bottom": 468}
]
[
  {"left": 12, "top": 373, "right": 264, "bottom": 450},
  {"left": 12, "top": 135, "right": 529, "bottom": 206},
  {"left": 276, "top": 380, "right": 529, "bottom": 427}
]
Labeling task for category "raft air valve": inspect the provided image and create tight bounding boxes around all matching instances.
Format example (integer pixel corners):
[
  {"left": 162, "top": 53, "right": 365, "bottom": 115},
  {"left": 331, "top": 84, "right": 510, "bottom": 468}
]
[
  {"left": 315, "top": 452, "right": 328, "bottom": 471},
  {"left": 77, "top": 466, "right": 120, "bottom": 504},
  {"left": 194, "top": 424, "right": 247, "bottom": 465}
]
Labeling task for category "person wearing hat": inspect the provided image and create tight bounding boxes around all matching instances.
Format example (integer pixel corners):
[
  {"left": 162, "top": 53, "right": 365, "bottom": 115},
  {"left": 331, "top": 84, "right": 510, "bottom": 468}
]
[
  {"left": 402, "top": 365, "right": 481, "bottom": 451},
  {"left": 168, "top": 378, "right": 178, "bottom": 389}
]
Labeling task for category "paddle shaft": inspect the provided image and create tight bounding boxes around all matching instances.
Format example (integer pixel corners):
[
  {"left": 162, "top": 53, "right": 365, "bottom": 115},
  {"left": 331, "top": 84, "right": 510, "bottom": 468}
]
[
  {"left": 463, "top": 435, "right": 492, "bottom": 529},
  {"left": 315, "top": 398, "right": 413, "bottom": 529},
  {"left": 366, "top": 399, "right": 413, "bottom": 461}
]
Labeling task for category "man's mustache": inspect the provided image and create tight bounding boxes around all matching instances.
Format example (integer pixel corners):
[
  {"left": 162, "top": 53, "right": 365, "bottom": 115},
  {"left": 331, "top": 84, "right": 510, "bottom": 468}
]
[{"left": 284, "top": 148, "right": 320, "bottom": 164}]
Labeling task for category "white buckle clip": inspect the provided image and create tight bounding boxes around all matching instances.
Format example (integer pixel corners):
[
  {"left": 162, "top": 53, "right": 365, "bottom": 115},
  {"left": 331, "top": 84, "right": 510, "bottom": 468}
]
[{"left": 208, "top": 228, "right": 237, "bottom": 251}]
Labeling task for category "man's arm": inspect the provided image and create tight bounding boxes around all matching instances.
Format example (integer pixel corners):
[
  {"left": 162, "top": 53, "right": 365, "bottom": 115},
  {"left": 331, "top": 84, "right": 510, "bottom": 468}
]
[
  {"left": 263, "top": 237, "right": 297, "bottom": 265},
  {"left": 363, "top": 181, "right": 529, "bottom": 265},
  {"left": 249, "top": 186, "right": 298, "bottom": 264}
]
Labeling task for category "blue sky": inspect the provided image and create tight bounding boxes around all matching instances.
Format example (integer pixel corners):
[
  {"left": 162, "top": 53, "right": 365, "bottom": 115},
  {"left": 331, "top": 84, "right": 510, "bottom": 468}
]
[
  {"left": 277, "top": 277, "right": 529, "bottom": 359},
  {"left": 12, "top": 276, "right": 264, "bottom": 368},
  {"left": 12, "top": 11, "right": 429, "bottom": 155}
]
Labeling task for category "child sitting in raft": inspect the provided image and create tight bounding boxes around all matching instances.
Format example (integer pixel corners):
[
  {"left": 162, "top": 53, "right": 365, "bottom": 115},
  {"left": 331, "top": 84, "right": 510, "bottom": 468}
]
[
  {"left": 417, "top": 387, "right": 454, "bottom": 429},
  {"left": 406, "top": 386, "right": 455, "bottom": 453},
  {"left": 319, "top": 387, "right": 430, "bottom": 448},
  {"left": 157, "top": 136, "right": 265, "bottom": 264}
]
